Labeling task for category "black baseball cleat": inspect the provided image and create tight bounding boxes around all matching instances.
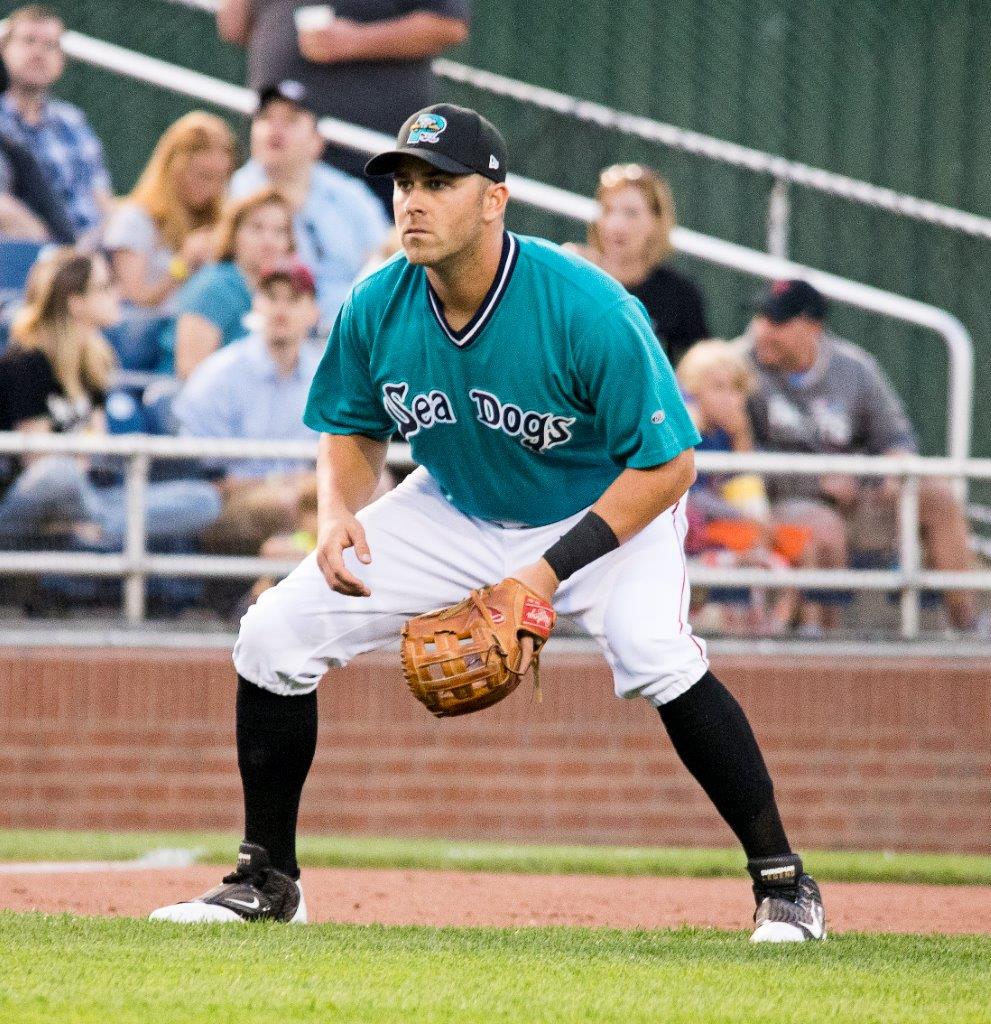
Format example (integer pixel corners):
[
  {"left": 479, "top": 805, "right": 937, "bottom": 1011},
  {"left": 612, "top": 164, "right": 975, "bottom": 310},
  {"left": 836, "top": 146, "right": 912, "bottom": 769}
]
[
  {"left": 747, "top": 854, "right": 826, "bottom": 942},
  {"left": 149, "top": 841, "right": 307, "bottom": 923}
]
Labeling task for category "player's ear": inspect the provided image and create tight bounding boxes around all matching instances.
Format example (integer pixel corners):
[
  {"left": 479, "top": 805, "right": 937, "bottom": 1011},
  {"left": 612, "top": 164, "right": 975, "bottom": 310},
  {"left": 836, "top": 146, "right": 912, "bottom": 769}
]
[{"left": 481, "top": 181, "right": 509, "bottom": 223}]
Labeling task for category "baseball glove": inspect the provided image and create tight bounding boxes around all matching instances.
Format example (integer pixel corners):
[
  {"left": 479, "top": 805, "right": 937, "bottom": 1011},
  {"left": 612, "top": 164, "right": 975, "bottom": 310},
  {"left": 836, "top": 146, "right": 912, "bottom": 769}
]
[{"left": 400, "top": 578, "right": 556, "bottom": 718}]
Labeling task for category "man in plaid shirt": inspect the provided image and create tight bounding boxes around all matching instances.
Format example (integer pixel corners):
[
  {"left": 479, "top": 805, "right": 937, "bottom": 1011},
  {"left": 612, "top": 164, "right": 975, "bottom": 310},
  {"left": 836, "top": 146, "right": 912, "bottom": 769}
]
[{"left": 0, "top": 5, "right": 112, "bottom": 241}]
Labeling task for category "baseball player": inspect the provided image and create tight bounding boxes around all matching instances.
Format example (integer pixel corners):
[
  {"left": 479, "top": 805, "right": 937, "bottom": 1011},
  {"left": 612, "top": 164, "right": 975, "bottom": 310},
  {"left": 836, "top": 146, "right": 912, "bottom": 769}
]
[{"left": 151, "top": 104, "right": 825, "bottom": 942}]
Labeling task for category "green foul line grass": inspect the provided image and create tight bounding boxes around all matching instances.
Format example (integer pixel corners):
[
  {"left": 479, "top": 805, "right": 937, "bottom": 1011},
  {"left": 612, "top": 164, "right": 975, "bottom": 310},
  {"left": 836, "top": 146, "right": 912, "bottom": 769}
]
[{"left": 1, "top": 829, "right": 989, "bottom": 886}]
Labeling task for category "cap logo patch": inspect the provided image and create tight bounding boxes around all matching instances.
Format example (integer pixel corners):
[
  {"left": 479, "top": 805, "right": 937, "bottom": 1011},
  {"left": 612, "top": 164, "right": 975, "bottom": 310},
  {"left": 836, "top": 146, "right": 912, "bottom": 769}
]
[
  {"left": 489, "top": 154, "right": 500, "bottom": 170},
  {"left": 279, "top": 80, "right": 306, "bottom": 101},
  {"left": 407, "top": 113, "right": 448, "bottom": 145}
]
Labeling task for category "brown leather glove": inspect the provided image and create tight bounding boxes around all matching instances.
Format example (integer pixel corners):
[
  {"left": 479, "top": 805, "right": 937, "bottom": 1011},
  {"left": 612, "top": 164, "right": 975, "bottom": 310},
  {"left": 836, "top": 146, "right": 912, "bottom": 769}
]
[{"left": 400, "top": 577, "right": 556, "bottom": 718}]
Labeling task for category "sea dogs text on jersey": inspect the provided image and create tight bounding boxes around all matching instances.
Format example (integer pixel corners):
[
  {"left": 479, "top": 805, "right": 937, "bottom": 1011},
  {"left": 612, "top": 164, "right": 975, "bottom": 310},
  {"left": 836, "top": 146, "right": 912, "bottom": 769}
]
[
  {"left": 468, "top": 389, "right": 574, "bottom": 452},
  {"left": 382, "top": 382, "right": 574, "bottom": 452},
  {"left": 383, "top": 382, "right": 457, "bottom": 440}
]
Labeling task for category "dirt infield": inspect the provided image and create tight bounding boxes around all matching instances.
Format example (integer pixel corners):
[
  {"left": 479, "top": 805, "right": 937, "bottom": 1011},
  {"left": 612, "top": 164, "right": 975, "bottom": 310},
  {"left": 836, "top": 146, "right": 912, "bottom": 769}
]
[{"left": 2, "top": 865, "right": 990, "bottom": 934}]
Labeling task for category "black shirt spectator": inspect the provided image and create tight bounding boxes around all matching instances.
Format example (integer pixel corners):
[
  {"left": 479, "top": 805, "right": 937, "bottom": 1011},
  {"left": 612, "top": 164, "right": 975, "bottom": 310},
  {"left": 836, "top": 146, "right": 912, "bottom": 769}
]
[
  {"left": 571, "top": 163, "right": 710, "bottom": 366},
  {"left": 0, "top": 345, "right": 102, "bottom": 433},
  {"left": 629, "top": 263, "right": 709, "bottom": 366}
]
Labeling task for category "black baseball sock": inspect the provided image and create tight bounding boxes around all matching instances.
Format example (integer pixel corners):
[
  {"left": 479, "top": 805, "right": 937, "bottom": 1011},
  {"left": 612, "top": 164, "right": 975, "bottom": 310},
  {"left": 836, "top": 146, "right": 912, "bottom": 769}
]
[
  {"left": 657, "top": 670, "right": 791, "bottom": 860},
  {"left": 236, "top": 674, "right": 317, "bottom": 879}
]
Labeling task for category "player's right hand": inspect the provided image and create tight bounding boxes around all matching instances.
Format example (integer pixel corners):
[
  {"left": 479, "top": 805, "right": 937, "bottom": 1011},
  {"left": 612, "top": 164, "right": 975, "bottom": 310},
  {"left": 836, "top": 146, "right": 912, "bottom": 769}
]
[{"left": 316, "top": 514, "right": 372, "bottom": 597}]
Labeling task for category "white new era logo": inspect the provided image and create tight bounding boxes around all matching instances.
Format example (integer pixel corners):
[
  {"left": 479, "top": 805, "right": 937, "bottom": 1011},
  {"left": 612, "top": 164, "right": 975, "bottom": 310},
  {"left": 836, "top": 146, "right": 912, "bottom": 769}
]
[{"left": 489, "top": 155, "right": 500, "bottom": 170}]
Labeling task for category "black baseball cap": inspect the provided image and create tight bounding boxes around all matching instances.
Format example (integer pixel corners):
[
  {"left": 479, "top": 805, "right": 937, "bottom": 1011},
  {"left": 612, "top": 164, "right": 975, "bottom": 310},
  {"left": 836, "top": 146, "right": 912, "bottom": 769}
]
[
  {"left": 364, "top": 104, "right": 507, "bottom": 183},
  {"left": 754, "top": 279, "right": 827, "bottom": 323},
  {"left": 257, "top": 80, "right": 317, "bottom": 118}
]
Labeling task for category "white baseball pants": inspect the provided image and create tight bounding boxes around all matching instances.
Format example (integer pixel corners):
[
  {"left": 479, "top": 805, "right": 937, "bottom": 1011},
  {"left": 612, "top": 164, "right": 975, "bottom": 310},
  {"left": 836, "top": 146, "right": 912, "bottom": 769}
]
[{"left": 234, "top": 467, "right": 708, "bottom": 706}]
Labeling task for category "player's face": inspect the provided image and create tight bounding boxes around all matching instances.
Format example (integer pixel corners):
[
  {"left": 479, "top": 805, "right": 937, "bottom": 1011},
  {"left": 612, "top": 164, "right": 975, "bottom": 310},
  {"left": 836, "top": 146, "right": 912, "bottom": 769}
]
[
  {"left": 751, "top": 315, "right": 822, "bottom": 371},
  {"left": 255, "top": 281, "right": 319, "bottom": 345},
  {"left": 234, "top": 202, "right": 294, "bottom": 275},
  {"left": 251, "top": 101, "right": 323, "bottom": 173},
  {"left": 392, "top": 158, "right": 491, "bottom": 266},
  {"left": 2, "top": 16, "right": 65, "bottom": 91},
  {"left": 596, "top": 185, "right": 655, "bottom": 260}
]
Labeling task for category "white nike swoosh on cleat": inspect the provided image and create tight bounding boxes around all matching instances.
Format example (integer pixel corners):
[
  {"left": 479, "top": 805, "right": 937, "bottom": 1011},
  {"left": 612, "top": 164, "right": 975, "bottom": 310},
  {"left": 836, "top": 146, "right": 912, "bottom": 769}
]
[{"left": 225, "top": 896, "right": 261, "bottom": 911}]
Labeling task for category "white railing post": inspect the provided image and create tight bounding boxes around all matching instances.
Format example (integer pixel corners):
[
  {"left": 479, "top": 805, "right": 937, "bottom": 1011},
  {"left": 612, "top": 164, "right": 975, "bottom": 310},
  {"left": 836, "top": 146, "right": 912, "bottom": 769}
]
[
  {"left": 898, "top": 472, "right": 922, "bottom": 639},
  {"left": 124, "top": 452, "right": 149, "bottom": 624},
  {"left": 767, "top": 177, "right": 790, "bottom": 259}
]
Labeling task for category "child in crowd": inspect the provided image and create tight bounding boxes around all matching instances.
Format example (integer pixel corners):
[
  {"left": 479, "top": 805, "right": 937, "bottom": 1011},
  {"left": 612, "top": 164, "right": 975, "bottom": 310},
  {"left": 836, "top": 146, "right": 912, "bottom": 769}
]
[{"left": 677, "top": 339, "right": 808, "bottom": 635}]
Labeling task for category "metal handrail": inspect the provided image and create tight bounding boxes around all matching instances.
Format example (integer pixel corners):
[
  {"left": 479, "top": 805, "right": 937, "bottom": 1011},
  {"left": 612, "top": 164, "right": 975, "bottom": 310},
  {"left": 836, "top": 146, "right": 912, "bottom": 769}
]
[
  {"left": 0, "top": 433, "right": 986, "bottom": 638},
  {"left": 51, "top": 27, "right": 976, "bottom": 465}
]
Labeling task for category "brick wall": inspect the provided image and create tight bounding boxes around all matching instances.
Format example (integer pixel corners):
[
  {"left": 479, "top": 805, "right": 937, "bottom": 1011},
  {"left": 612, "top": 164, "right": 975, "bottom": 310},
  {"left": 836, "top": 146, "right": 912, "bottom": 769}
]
[{"left": 1, "top": 647, "right": 989, "bottom": 852}]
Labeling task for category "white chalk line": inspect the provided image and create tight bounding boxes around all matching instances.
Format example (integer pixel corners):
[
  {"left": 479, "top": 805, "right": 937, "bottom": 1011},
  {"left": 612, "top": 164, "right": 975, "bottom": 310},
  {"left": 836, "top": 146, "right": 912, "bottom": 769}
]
[{"left": 0, "top": 847, "right": 206, "bottom": 874}]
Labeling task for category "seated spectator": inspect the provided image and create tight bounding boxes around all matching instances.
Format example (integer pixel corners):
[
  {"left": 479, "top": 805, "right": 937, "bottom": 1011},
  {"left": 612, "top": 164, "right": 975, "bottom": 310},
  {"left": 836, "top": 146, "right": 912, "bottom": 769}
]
[
  {"left": 1, "top": 127, "right": 74, "bottom": 242},
  {"left": 105, "top": 111, "right": 236, "bottom": 315},
  {"left": 229, "top": 80, "right": 390, "bottom": 331},
  {"left": 569, "top": 163, "right": 709, "bottom": 365},
  {"left": 0, "top": 248, "right": 221, "bottom": 551},
  {"left": 172, "top": 257, "right": 322, "bottom": 556},
  {"left": 743, "top": 278, "right": 980, "bottom": 633},
  {"left": 0, "top": 5, "right": 112, "bottom": 241},
  {"left": 678, "top": 340, "right": 806, "bottom": 635},
  {"left": 161, "top": 186, "right": 295, "bottom": 379}
]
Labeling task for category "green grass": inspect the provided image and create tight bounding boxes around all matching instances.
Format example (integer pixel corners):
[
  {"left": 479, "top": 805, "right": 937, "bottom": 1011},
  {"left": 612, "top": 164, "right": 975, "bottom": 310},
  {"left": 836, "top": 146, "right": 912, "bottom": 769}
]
[
  {"left": 1, "top": 913, "right": 989, "bottom": 1024},
  {"left": 1, "top": 829, "right": 990, "bottom": 886}
]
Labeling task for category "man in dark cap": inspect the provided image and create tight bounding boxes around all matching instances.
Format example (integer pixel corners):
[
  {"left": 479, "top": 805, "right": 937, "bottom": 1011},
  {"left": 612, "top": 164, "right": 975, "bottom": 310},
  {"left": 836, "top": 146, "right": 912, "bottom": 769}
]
[{"left": 744, "top": 278, "right": 979, "bottom": 633}]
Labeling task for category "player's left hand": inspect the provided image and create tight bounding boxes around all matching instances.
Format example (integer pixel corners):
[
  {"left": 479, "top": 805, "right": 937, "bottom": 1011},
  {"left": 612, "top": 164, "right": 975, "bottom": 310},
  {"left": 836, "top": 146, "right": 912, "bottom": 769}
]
[{"left": 508, "top": 559, "right": 560, "bottom": 673}]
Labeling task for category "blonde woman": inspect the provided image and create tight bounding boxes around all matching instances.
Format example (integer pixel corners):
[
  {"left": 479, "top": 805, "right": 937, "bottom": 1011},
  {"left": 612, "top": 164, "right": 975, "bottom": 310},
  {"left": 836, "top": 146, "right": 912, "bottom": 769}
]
[
  {"left": 0, "top": 248, "right": 220, "bottom": 548},
  {"left": 574, "top": 163, "right": 709, "bottom": 365},
  {"left": 162, "top": 186, "right": 295, "bottom": 379},
  {"left": 104, "top": 111, "right": 236, "bottom": 311}
]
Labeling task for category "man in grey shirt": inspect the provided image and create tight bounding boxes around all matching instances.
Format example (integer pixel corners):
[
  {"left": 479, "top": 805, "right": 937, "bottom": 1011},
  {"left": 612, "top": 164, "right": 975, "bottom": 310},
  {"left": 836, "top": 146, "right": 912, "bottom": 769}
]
[
  {"left": 216, "top": 0, "right": 469, "bottom": 209},
  {"left": 742, "top": 279, "right": 979, "bottom": 632}
]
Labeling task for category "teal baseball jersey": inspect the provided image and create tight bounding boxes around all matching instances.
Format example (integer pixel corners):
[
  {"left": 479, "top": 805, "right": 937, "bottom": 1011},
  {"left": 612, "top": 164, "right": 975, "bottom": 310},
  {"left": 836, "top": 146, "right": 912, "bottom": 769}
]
[{"left": 304, "top": 232, "right": 701, "bottom": 526}]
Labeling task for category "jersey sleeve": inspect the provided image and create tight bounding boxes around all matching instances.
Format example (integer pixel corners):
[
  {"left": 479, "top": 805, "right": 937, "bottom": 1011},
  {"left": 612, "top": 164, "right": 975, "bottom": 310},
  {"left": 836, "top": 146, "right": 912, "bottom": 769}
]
[
  {"left": 572, "top": 297, "right": 701, "bottom": 467},
  {"left": 303, "top": 296, "right": 395, "bottom": 439}
]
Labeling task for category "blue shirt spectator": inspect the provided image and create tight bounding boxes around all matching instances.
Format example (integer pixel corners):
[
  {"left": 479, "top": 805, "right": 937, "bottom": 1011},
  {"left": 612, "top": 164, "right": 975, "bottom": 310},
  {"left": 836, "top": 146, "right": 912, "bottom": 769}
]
[
  {"left": 173, "top": 330, "right": 320, "bottom": 479},
  {"left": 158, "top": 261, "right": 253, "bottom": 374},
  {"left": 229, "top": 81, "right": 390, "bottom": 330},
  {"left": 0, "top": 7, "right": 112, "bottom": 238},
  {"left": 0, "top": 95, "right": 110, "bottom": 239}
]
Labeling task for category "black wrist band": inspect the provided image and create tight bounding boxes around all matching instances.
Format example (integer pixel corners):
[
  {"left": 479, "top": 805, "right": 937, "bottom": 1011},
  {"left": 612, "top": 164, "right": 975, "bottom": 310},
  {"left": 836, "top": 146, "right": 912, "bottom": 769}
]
[{"left": 542, "top": 511, "right": 620, "bottom": 582}]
